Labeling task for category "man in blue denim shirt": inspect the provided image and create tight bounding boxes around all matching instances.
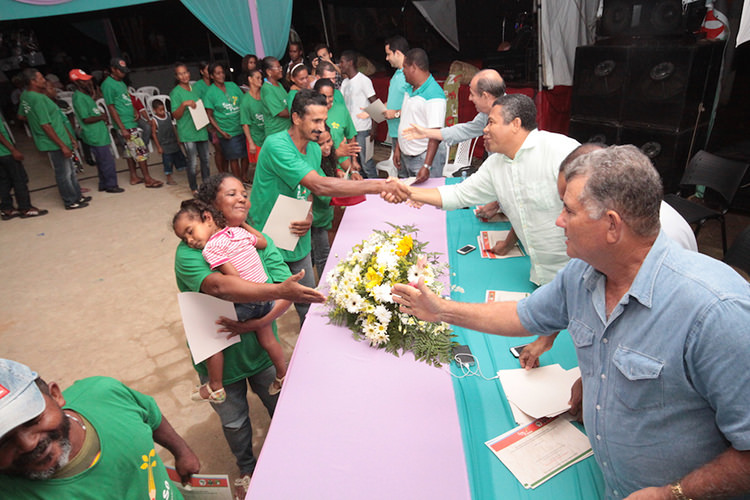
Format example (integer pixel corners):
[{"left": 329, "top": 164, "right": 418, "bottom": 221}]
[{"left": 393, "top": 145, "right": 750, "bottom": 499}]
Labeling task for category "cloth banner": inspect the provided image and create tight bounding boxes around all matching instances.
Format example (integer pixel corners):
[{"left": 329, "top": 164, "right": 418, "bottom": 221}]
[
  {"left": 179, "top": 0, "right": 292, "bottom": 59},
  {"left": 412, "top": 0, "right": 459, "bottom": 51},
  {"left": 738, "top": 0, "right": 750, "bottom": 47},
  {"left": 0, "top": 0, "right": 159, "bottom": 21}
]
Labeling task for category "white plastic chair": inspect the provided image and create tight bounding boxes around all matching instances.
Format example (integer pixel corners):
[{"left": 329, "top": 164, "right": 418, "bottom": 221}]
[
  {"left": 146, "top": 94, "right": 172, "bottom": 119},
  {"left": 376, "top": 145, "right": 399, "bottom": 178},
  {"left": 443, "top": 137, "right": 477, "bottom": 178},
  {"left": 95, "top": 97, "right": 120, "bottom": 159},
  {"left": 136, "top": 85, "right": 160, "bottom": 96},
  {"left": 56, "top": 90, "right": 74, "bottom": 100}
]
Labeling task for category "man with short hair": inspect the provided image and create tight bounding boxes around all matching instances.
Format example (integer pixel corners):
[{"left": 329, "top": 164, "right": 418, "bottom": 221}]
[
  {"left": 313, "top": 78, "right": 359, "bottom": 168},
  {"left": 285, "top": 41, "right": 306, "bottom": 81},
  {"left": 249, "top": 89, "right": 410, "bottom": 324},
  {"left": 394, "top": 145, "right": 750, "bottom": 500},
  {"left": 382, "top": 36, "right": 411, "bottom": 142},
  {"left": 402, "top": 68, "right": 505, "bottom": 147},
  {"left": 70, "top": 68, "right": 123, "bottom": 194},
  {"left": 101, "top": 57, "right": 162, "bottom": 188},
  {"left": 394, "top": 48, "right": 447, "bottom": 183},
  {"left": 339, "top": 50, "right": 377, "bottom": 178},
  {"left": 17, "top": 68, "right": 90, "bottom": 210},
  {"left": 406, "top": 94, "right": 579, "bottom": 285},
  {"left": 0, "top": 358, "right": 200, "bottom": 498}
]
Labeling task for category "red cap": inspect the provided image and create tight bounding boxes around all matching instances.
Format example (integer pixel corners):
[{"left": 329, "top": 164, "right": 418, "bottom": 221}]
[{"left": 69, "top": 69, "right": 93, "bottom": 82}]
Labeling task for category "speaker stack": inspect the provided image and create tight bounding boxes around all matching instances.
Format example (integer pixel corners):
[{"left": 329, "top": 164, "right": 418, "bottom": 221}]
[{"left": 569, "top": 0, "right": 723, "bottom": 193}]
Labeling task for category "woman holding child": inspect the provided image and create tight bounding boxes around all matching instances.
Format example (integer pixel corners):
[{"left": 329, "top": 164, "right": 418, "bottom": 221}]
[{"left": 173, "top": 172, "right": 324, "bottom": 479}]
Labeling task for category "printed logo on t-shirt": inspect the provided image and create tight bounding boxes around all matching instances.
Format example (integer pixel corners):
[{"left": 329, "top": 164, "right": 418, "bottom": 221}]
[
  {"left": 0, "top": 383, "right": 9, "bottom": 400},
  {"left": 331, "top": 121, "right": 340, "bottom": 130}
]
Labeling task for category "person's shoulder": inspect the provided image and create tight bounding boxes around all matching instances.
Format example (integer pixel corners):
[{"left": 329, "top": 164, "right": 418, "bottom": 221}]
[
  {"left": 662, "top": 243, "right": 750, "bottom": 299},
  {"left": 63, "top": 376, "right": 125, "bottom": 400}
]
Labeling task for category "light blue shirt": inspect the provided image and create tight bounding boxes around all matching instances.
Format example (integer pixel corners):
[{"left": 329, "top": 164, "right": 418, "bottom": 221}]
[
  {"left": 386, "top": 68, "right": 409, "bottom": 138},
  {"left": 517, "top": 232, "right": 750, "bottom": 499},
  {"left": 440, "top": 112, "right": 487, "bottom": 146}
]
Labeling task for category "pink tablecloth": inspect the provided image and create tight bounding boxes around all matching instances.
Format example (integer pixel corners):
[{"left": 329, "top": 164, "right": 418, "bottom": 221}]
[{"left": 247, "top": 179, "right": 470, "bottom": 499}]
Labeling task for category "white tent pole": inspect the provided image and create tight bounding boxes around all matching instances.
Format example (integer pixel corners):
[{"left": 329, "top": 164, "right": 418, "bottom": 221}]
[
  {"left": 536, "top": 0, "right": 543, "bottom": 92},
  {"left": 318, "top": 0, "right": 330, "bottom": 47}
]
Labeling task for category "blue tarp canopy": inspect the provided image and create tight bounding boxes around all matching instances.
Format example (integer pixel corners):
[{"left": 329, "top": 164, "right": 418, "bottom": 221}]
[{"left": 0, "top": 0, "right": 292, "bottom": 59}]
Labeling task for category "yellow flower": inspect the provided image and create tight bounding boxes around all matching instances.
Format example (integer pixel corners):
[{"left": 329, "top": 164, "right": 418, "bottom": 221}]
[
  {"left": 365, "top": 266, "right": 383, "bottom": 289},
  {"left": 396, "top": 234, "right": 413, "bottom": 257}
]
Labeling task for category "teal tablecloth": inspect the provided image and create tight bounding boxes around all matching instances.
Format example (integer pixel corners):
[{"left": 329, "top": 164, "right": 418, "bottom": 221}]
[{"left": 444, "top": 180, "right": 605, "bottom": 499}]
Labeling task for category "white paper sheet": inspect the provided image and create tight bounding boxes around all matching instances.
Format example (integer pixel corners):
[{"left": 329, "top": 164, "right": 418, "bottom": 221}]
[
  {"left": 189, "top": 99, "right": 209, "bottom": 130},
  {"left": 497, "top": 364, "right": 582, "bottom": 419},
  {"left": 485, "top": 290, "right": 530, "bottom": 303},
  {"left": 364, "top": 98, "right": 387, "bottom": 123},
  {"left": 177, "top": 292, "right": 240, "bottom": 364},
  {"left": 261, "top": 194, "right": 312, "bottom": 251},
  {"left": 485, "top": 416, "right": 593, "bottom": 489}
]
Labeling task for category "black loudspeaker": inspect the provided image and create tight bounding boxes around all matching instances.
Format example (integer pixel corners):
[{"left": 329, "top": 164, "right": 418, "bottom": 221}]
[
  {"left": 571, "top": 46, "right": 630, "bottom": 122},
  {"left": 622, "top": 42, "right": 723, "bottom": 131},
  {"left": 620, "top": 124, "right": 707, "bottom": 192},
  {"left": 600, "top": 0, "right": 685, "bottom": 38},
  {"left": 569, "top": 118, "right": 620, "bottom": 146}
]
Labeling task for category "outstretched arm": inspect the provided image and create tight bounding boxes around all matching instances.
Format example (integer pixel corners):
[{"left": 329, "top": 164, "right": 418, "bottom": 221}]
[
  {"left": 201, "top": 270, "right": 325, "bottom": 304},
  {"left": 152, "top": 416, "right": 200, "bottom": 485}
]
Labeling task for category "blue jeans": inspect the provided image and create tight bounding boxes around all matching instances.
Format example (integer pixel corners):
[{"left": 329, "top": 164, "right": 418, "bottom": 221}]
[
  {"left": 199, "top": 365, "right": 278, "bottom": 475},
  {"left": 310, "top": 226, "right": 330, "bottom": 278},
  {"left": 90, "top": 144, "right": 119, "bottom": 190},
  {"left": 48, "top": 150, "right": 82, "bottom": 206},
  {"left": 162, "top": 150, "right": 187, "bottom": 175},
  {"left": 235, "top": 301, "right": 274, "bottom": 321},
  {"left": 355, "top": 130, "right": 376, "bottom": 179},
  {"left": 183, "top": 141, "right": 211, "bottom": 191},
  {"left": 0, "top": 155, "right": 31, "bottom": 211},
  {"left": 286, "top": 252, "right": 315, "bottom": 325},
  {"left": 399, "top": 142, "right": 446, "bottom": 178}
]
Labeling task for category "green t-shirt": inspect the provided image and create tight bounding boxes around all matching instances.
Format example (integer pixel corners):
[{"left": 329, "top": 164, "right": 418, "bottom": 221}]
[
  {"left": 312, "top": 194, "right": 334, "bottom": 229},
  {"left": 0, "top": 116, "right": 12, "bottom": 157},
  {"left": 286, "top": 89, "right": 298, "bottom": 113},
  {"left": 174, "top": 236, "right": 291, "bottom": 381},
  {"left": 1, "top": 377, "right": 183, "bottom": 500},
  {"left": 327, "top": 101, "right": 357, "bottom": 166},
  {"left": 203, "top": 82, "right": 243, "bottom": 137},
  {"left": 250, "top": 132, "right": 324, "bottom": 261},
  {"left": 334, "top": 88, "right": 345, "bottom": 107},
  {"left": 18, "top": 90, "right": 72, "bottom": 151},
  {"left": 169, "top": 84, "right": 209, "bottom": 143},
  {"left": 72, "top": 90, "right": 110, "bottom": 147},
  {"left": 260, "top": 82, "right": 290, "bottom": 136},
  {"left": 192, "top": 79, "right": 210, "bottom": 100},
  {"left": 101, "top": 76, "right": 137, "bottom": 129},
  {"left": 239, "top": 92, "right": 265, "bottom": 147}
]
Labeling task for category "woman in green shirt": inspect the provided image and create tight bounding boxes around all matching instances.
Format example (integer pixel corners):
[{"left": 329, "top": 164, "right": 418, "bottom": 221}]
[
  {"left": 260, "top": 57, "right": 290, "bottom": 137},
  {"left": 194, "top": 61, "right": 227, "bottom": 174},
  {"left": 204, "top": 62, "right": 246, "bottom": 181},
  {"left": 240, "top": 68, "right": 265, "bottom": 181},
  {"left": 286, "top": 63, "right": 311, "bottom": 113}
]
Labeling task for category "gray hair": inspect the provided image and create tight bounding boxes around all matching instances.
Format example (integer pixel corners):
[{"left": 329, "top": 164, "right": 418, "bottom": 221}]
[
  {"left": 564, "top": 145, "right": 662, "bottom": 237},
  {"left": 474, "top": 69, "right": 506, "bottom": 98},
  {"left": 493, "top": 94, "right": 537, "bottom": 131}
]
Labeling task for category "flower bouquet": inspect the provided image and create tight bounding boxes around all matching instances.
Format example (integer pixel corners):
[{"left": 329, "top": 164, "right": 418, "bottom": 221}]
[{"left": 326, "top": 224, "right": 457, "bottom": 366}]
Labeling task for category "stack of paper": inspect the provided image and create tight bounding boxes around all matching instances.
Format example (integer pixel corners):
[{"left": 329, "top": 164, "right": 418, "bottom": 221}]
[
  {"left": 485, "top": 416, "right": 593, "bottom": 489},
  {"left": 477, "top": 230, "right": 525, "bottom": 259},
  {"left": 485, "top": 290, "right": 530, "bottom": 303},
  {"left": 497, "top": 364, "right": 581, "bottom": 423}
]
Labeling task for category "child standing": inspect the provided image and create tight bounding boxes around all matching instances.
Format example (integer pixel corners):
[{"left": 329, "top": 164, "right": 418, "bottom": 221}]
[
  {"left": 173, "top": 199, "right": 290, "bottom": 401},
  {"left": 152, "top": 100, "right": 186, "bottom": 185}
]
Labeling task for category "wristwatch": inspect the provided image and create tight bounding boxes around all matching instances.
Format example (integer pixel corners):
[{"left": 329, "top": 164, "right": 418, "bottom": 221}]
[
  {"left": 394, "top": 111, "right": 401, "bottom": 119},
  {"left": 422, "top": 163, "right": 432, "bottom": 171},
  {"left": 669, "top": 482, "right": 692, "bottom": 500}
]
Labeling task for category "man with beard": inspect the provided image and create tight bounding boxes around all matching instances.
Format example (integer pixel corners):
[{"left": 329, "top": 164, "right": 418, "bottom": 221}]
[{"left": 0, "top": 359, "right": 199, "bottom": 498}]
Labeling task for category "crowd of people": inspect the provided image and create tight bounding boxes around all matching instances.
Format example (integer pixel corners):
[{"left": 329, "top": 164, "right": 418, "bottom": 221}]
[{"left": 2, "top": 33, "right": 750, "bottom": 500}]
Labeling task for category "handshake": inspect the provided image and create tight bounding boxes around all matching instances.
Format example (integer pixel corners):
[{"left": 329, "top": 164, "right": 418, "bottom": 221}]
[{"left": 378, "top": 177, "right": 424, "bottom": 208}]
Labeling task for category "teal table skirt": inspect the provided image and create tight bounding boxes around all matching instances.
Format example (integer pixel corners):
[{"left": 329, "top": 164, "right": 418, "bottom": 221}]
[{"left": 444, "top": 184, "right": 605, "bottom": 499}]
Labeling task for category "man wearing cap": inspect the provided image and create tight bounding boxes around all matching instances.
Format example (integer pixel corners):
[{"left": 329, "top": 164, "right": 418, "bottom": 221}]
[
  {"left": 101, "top": 57, "right": 163, "bottom": 188},
  {"left": 0, "top": 358, "right": 200, "bottom": 498},
  {"left": 70, "top": 69, "right": 123, "bottom": 194}
]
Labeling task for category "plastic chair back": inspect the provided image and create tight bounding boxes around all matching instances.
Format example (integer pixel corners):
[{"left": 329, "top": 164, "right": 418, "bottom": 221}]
[
  {"left": 136, "top": 85, "right": 160, "bottom": 96},
  {"left": 680, "top": 150, "right": 749, "bottom": 206},
  {"left": 724, "top": 225, "right": 750, "bottom": 277},
  {"left": 443, "top": 137, "right": 477, "bottom": 177}
]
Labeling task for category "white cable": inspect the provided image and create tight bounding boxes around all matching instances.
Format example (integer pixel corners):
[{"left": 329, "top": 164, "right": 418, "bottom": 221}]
[{"left": 446, "top": 354, "right": 499, "bottom": 381}]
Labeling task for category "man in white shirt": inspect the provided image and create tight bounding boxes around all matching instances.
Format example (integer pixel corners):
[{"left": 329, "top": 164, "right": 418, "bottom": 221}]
[
  {"left": 405, "top": 93, "right": 579, "bottom": 285},
  {"left": 339, "top": 50, "right": 377, "bottom": 178}
]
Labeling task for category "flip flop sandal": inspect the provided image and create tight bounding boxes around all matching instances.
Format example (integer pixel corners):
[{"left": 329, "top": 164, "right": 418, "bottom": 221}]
[
  {"left": 145, "top": 181, "right": 164, "bottom": 188},
  {"left": 19, "top": 207, "right": 49, "bottom": 218},
  {"left": 130, "top": 178, "right": 145, "bottom": 185},
  {"left": 191, "top": 384, "right": 226, "bottom": 403},
  {"left": 1, "top": 209, "right": 19, "bottom": 220}
]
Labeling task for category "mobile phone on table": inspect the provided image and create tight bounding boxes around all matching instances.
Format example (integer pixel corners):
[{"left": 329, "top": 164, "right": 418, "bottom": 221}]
[
  {"left": 510, "top": 344, "right": 529, "bottom": 358},
  {"left": 452, "top": 344, "right": 475, "bottom": 366},
  {"left": 457, "top": 244, "right": 476, "bottom": 255}
]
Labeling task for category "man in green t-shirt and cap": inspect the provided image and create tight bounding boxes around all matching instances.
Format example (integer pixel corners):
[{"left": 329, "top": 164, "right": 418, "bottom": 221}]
[
  {"left": 0, "top": 358, "right": 200, "bottom": 498},
  {"left": 70, "top": 68, "right": 124, "bottom": 194}
]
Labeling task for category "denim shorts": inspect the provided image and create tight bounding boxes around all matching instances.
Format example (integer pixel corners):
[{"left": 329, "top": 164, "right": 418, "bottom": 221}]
[
  {"left": 219, "top": 134, "right": 247, "bottom": 160},
  {"left": 234, "top": 300, "right": 274, "bottom": 321}
]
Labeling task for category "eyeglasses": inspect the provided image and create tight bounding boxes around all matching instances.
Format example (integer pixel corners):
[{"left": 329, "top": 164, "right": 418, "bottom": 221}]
[{"left": 270, "top": 66, "right": 283, "bottom": 71}]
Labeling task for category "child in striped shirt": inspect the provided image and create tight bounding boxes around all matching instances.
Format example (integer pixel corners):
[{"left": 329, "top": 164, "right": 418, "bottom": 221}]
[{"left": 173, "top": 199, "right": 290, "bottom": 402}]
